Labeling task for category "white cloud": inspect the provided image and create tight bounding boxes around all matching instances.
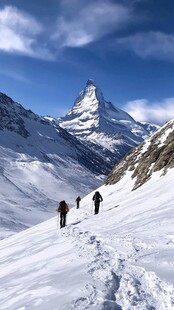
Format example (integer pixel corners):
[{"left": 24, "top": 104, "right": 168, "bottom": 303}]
[
  {"left": 0, "top": 2, "right": 137, "bottom": 59},
  {"left": 0, "top": 6, "right": 54, "bottom": 60},
  {"left": 124, "top": 98, "right": 174, "bottom": 125},
  {"left": 118, "top": 31, "right": 174, "bottom": 61},
  {"left": 53, "top": 1, "right": 132, "bottom": 47}
]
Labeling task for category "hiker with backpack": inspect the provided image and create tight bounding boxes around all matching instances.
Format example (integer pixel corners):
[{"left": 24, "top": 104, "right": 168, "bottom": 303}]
[
  {"left": 76, "top": 196, "right": 81, "bottom": 209},
  {"left": 92, "top": 191, "right": 103, "bottom": 214},
  {"left": 56, "top": 200, "right": 69, "bottom": 228}
]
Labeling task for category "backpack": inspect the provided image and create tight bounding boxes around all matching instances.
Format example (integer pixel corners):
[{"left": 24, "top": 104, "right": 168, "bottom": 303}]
[
  {"left": 93, "top": 191, "right": 102, "bottom": 202},
  {"left": 58, "top": 201, "right": 68, "bottom": 213}
]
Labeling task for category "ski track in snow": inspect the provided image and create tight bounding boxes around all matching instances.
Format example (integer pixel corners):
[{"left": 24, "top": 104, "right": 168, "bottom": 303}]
[
  {"left": 0, "top": 169, "right": 174, "bottom": 309},
  {"left": 60, "top": 220, "right": 174, "bottom": 310},
  {"left": 0, "top": 210, "right": 174, "bottom": 310}
]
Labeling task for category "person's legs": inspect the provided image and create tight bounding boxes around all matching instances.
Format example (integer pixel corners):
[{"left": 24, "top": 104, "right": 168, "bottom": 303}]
[
  {"left": 63, "top": 213, "right": 66, "bottom": 227},
  {"left": 94, "top": 202, "right": 100, "bottom": 214},
  {"left": 60, "top": 213, "right": 63, "bottom": 228}
]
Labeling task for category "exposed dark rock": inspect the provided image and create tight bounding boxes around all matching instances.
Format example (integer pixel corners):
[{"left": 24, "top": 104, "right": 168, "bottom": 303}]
[
  {"left": 0, "top": 92, "right": 31, "bottom": 138},
  {"left": 105, "top": 121, "right": 174, "bottom": 190}
]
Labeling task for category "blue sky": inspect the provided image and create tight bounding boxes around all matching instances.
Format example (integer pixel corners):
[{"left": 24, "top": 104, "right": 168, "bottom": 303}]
[{"left": 0, "top": 0, "right": 174, "bottom": 125}]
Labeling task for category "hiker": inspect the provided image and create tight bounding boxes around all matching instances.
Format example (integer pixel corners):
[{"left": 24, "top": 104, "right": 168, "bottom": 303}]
[
  {"left": 92, "top": 191, "right": 103, "bottom": 214},
  {"left": 76, "top": 196, "right": 81, "bottom": 209},
  {"left": 56, "top": 200, "right": 69, "bottom": 228}
]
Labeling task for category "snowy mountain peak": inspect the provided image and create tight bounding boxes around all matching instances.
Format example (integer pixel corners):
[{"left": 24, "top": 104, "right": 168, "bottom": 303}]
[
  {"left": 73, "top": 79, "right": 105, "bottom": 113},
  {"left": 59, "top": 79, "right": 134, "bottom": 131},
  {"left": 85, "top": 79, "right": 104, "bottom": 103},
  {"left": 58, "top": 80, "right": 158, "bottom": 167},
  {"left": 86, "top": 79, "right": 96, "bottom": 87}
]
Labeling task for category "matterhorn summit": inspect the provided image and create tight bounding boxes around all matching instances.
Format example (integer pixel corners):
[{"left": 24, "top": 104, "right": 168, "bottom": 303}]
[
  {"left": 58, "top": 80, "right": 158, "bottom": 166},
  {"left": 59, "top": 79, "right": 106, "bottom": 132},
  {"left": 59, "top": 79, "right": 135, "bottom": 135}
]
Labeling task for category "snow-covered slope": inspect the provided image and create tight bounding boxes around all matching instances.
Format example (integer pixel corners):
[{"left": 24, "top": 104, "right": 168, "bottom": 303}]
[
  {"left": 58, "top": 80, "right": 159, "bottom": 167},
  {"left": 0, "top": 121, "right": 174, "bottom": 310},
  {"left": 0, "top": 92, "right": 106, "bottom": 238}
]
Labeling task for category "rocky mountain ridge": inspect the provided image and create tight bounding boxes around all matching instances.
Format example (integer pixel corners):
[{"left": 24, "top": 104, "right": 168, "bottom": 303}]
[{"left": 105, "top": 120, "right": 174, "bottom": 190}]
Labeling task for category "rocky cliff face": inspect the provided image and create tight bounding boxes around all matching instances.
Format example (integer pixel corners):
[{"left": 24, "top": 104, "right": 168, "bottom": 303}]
[
  {"left": 0, "top": 92, "right": 36, "bottom": 137},
  {"left": 105, "top": 120, "right": 174, "bottom": 190}
]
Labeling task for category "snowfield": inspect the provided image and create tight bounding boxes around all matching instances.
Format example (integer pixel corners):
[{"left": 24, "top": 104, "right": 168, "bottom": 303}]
[
  {"left": 0, "top": 168, "right": 174, "bottom": 309},
  {"left": 0, "top": 144, "right": 103, "bottom": 239}
]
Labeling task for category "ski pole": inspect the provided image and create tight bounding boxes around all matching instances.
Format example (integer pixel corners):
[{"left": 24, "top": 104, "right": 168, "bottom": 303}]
[
  {"left": 91, "top": 201, "right": 93, "bottom": 214},
  {"left": 57, "top": 213, "right": 59, "bottom": 230},
  {"left": 102, "top": 201, "right": 103, "bottom": 212},
  {"left": 66, "top": 212, "right": 68, "bottom": 226}
]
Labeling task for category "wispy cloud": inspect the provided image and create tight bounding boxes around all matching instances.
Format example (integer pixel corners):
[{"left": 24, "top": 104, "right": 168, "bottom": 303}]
[
  {"left": 2, "top": 3, "right": 173, "bottom": 64},
  {"left": 0, "top": 68, "right": 30, "bottom": 83},
  {"left": 0, "top": 3, "right": 133, "bottom": 59},
  {"left": 124, "top": 98, "right": 174, "bottom": 125},
  {"left": 118, "top": 31, "right": 174, "bottom": 62},
  {"left": 0, "top": 6, "right": 54, "bottom": 60},
  {"left": 53, "top": 1, "right": 132, "bottom": 47}
]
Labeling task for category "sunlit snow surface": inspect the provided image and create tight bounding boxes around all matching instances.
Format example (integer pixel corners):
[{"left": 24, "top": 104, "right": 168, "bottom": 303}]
[
  {"left": 0, "top": 168, "right": 174, "bottom": 309},
  {"left": 0, "top": 100, "right": 106, "bottom": 239},
  {"left": 0, "top": 142, "right": 102, "bottom": 239}
]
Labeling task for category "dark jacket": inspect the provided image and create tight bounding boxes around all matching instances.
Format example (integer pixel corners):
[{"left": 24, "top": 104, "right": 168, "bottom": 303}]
[
  {"left": 92, "top": 191, "right": 103, "bottom": 202},
  {"left": 76, "top": 196, "right": 81, "bottom": 203}
]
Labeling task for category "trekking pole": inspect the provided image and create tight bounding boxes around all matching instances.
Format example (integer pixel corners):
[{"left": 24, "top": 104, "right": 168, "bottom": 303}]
[
  {"left": 66, "top": 212, "right": 68, "bottom": 226},
  {"left": 57, "top": 213, "right": 59, "bottom": 230},
  {"left": 91, "top": 201, "right": 93, "bottom": 214}
]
